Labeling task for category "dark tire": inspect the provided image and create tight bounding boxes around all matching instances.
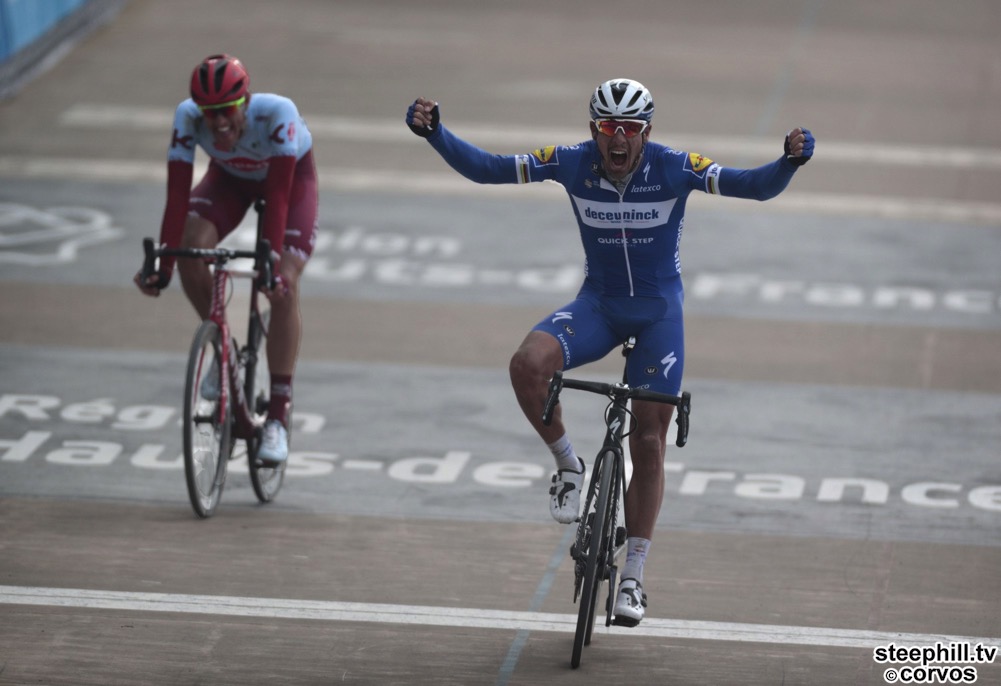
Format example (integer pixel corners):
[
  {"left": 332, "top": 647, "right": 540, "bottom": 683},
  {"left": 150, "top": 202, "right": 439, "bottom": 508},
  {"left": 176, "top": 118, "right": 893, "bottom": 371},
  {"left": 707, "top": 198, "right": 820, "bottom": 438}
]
[
  {"left": 245, "top": 307, "right": 285, "bottom": 502},
  {"left": 183, "top": 321, "right": 231, "bottom": 518},
  {"left": 571, "top": 450, "right": 615, "bottom": 668}
]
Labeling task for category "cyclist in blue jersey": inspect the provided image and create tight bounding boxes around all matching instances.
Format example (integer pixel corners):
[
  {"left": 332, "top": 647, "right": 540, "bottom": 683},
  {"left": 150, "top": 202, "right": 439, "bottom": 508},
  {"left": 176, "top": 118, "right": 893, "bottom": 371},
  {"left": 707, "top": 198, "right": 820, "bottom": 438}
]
[
  {"left": 406, "top": 79, "right": 814, "bottom": 626},
  {"left": 135, "top": 54, "right": 320, "bottom": 465}
]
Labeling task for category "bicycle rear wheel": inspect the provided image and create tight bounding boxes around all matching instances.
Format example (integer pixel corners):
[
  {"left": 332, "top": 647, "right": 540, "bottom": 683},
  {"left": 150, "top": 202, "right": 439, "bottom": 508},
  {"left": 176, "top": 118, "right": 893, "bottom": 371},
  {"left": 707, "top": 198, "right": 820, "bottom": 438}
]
[
  {"left": 571, "top": 449, "right": 615, "bottom": 668},
  {"left": 245, "top": 307, "right": 285, "bottom": 502},
  {"left": 183, "top": 320, "right": 232, "bottom": 518}
]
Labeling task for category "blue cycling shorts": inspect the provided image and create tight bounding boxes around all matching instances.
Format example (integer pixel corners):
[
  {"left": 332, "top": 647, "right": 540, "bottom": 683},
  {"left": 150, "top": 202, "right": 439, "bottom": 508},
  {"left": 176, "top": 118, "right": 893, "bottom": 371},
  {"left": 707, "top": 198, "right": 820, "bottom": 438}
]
[{"left": 531, "top": 284, "right": 685, "bottom": 395}]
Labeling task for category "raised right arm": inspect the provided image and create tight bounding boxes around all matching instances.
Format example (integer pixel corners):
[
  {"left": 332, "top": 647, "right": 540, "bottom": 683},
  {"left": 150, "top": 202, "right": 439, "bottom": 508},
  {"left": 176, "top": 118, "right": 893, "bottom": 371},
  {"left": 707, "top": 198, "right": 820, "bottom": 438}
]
[{"left": 407, "top": 99, "right": 525, "bottom": 184}]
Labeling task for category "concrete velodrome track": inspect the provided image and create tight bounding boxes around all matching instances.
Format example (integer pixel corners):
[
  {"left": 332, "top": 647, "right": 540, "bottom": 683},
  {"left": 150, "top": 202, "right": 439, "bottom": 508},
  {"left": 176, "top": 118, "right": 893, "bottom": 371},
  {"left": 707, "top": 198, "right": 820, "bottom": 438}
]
[{"left": 1, "top": 1, "right": 999, "bottom": 684}]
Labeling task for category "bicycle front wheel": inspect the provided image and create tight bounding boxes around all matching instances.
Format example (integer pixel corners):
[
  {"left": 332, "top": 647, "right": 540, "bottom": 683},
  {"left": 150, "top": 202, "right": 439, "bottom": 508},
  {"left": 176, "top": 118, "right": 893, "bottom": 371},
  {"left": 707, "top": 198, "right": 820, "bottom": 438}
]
[
  {"left": 571, "top": 449, "right": 615, "bottom": 669},
  {"left": 183, "top": 320, "right": 232, "bottom": 518},
  {"left": 244, "top": 307, "right": 286, "bottom": 502}
]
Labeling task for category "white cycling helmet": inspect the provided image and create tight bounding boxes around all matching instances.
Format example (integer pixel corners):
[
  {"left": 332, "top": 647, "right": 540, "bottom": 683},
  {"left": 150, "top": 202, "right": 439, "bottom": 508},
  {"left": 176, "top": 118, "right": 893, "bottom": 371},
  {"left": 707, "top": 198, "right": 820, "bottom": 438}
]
[{"left": 589, "top": 78, "right": 654, "bottom": 121}]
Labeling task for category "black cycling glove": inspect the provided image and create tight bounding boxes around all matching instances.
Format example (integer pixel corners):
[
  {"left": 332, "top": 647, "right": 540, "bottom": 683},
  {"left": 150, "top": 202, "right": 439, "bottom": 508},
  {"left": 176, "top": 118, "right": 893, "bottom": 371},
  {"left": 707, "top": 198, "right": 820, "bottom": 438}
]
[
  {"left": 407, "top": 101, "right": 440, "bottom": 138},
  {"left": 784, "top": 128, "right": 815, "bottom": 167},
  {"left": 137, "top": 267, "right": 171, "bottom": 292}
]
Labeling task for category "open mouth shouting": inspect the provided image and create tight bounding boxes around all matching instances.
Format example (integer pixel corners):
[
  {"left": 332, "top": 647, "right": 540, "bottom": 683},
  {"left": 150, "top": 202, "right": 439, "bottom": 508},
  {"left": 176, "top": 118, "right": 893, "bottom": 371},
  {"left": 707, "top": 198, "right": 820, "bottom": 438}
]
[{"left": 607, "top": 148, "right": 630, "bottom": 174}]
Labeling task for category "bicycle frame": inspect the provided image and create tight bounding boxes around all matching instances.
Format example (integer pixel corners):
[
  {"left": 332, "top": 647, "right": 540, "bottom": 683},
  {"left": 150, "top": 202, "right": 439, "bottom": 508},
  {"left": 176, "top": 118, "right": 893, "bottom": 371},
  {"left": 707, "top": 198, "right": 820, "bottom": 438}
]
[
  {"left": 582, "top": 381, "right": 631, "bottom": 572},
  {"left": 143, "top": 237, "right": 272, "bottom": 438},
  {"left": 542, "top": 337, "right": 691, "bottom": 668},
  {"left": 206, "top": 259, "right": 269, "bottom": 442}
]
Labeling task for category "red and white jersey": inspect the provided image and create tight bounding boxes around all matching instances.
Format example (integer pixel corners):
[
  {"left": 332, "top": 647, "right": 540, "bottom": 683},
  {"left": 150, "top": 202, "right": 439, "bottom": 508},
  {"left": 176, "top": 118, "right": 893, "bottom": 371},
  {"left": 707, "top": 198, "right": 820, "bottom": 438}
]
[{"left": 167, "top": 93, "right": 313, "bottom": 180}]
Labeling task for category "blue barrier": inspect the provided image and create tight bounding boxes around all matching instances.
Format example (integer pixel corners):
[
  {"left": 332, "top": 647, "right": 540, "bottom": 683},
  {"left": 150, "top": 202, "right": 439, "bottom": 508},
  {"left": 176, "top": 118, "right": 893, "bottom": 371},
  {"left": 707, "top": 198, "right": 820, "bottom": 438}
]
[
  {"left": 0, "top": 0, "right": 125, "bottom": 99},
  {"left": 0, "top": 0, "right": 89, "bottom": 62}
]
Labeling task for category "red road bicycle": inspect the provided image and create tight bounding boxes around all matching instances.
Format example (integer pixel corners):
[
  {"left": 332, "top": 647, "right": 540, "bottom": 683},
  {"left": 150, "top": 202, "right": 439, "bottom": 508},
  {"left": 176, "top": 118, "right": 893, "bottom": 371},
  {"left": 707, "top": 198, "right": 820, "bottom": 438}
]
[{"left": 140, "top": 200, "right": 285, "bottom": 518}]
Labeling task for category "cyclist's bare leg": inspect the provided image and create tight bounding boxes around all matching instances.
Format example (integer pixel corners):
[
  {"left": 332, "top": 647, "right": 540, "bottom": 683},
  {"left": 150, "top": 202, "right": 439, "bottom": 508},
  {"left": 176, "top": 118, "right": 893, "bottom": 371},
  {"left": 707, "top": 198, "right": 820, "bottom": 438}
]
[
  {"left": 265, "top": 250, "right": 306, "bottom": 377},
  {"left": 625, "top": 399, "right": 675, "bottom": 540},
  {"left": 177, "top": 214, "right": 219, "bottom": 320},
  {"left": 509, "top": 330, "right": 566, "bottom": 443}
]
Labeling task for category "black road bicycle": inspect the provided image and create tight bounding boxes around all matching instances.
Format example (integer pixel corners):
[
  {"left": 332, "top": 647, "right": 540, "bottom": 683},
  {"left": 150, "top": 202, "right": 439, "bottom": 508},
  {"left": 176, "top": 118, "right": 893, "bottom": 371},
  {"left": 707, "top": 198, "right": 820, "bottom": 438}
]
[
  {"left": 140, "top": 200, "right": 285, "bottom": 518},
  {"left": 542, "top": 337, "right": 691, "bottom": 668}
]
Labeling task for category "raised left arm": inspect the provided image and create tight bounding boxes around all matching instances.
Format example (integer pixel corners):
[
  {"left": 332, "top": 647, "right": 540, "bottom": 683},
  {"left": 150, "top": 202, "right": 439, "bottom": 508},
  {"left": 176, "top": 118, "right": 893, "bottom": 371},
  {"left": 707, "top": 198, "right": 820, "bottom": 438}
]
[{"left": 715, "top": 128, "right": 815, "bottom": 200}]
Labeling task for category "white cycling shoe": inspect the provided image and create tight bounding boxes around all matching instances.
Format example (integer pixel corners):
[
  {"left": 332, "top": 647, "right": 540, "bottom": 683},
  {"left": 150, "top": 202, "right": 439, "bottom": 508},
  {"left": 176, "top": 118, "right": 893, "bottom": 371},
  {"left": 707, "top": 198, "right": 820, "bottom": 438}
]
[
  {"left": 549, "top": 459, "right": 585, "bottom": 524},
  {"left": 612, "top": 578, "right": 648, "bottom": 627},
  {"left": 256, "top": 420, "right": 289, "bottom": 464}
]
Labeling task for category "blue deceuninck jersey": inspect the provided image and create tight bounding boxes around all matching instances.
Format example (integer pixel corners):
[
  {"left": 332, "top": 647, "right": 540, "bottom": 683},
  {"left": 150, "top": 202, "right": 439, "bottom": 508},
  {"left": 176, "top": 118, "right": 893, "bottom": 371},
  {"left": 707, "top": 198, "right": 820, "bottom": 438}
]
[
  {"left": 428, "top": 125, "right": 797, "bottom": 297},
  {"left": 424, "top": 124, "right": 801, "bottom": 392}
]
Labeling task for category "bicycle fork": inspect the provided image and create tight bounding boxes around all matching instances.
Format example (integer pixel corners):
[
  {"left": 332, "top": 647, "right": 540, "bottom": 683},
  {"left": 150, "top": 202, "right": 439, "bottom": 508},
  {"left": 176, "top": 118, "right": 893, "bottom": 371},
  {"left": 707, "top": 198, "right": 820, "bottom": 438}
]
[{"left": 571, "top": 399, "right": 630, "bottom": 603}]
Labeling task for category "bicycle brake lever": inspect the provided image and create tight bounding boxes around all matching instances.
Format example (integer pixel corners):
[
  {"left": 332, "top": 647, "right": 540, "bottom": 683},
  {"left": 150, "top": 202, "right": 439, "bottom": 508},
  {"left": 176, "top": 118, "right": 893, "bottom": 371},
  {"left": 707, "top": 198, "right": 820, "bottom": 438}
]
[
  {"left": 140, "top": 238, "right": 157, "bottom": 281},
  {"left": 674, "top": 391, "right": 691, "bottom": 448},
  {"left": 542, "top": 371, "right": 564, "bottom": 426}
]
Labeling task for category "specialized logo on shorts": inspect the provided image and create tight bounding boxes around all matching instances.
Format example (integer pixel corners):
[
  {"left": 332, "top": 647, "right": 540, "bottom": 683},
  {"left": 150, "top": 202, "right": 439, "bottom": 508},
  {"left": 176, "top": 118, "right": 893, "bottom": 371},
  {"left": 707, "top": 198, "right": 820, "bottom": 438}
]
[
  {"left": 551, "top": 311, "right": 573, "bottom": 323},
  {"left": 531, "top": 145, "right": 558, "bottom": 165},
  {"left": 684, "top": 152, "right": 714, "bottom": 179},
  {"left": 661, "top": 351, "right": 678, "bottom": 379}
]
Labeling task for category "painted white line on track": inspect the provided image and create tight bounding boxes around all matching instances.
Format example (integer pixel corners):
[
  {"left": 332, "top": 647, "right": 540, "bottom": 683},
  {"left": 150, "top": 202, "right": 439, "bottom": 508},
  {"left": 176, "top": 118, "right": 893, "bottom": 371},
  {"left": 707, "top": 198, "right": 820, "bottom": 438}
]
[
  {"left": 2, "top": 155, "right": 1001, "bottom": 226},
  {"left": 57, "top": 104, "right": 1001, "bottom": 171},
  {"left": 2, "top": 586, "right": 998, "bottom": 650}
]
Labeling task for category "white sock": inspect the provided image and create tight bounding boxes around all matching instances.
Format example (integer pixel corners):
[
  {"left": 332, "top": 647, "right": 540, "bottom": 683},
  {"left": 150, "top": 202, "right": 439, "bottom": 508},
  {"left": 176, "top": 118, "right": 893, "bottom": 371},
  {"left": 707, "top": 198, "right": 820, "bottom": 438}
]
[
  {"left": 621, "top": 537, "right": 651, "bottom": 584},
  {"left": 547, "top": 434, "right": 582, "bottom": 472}
]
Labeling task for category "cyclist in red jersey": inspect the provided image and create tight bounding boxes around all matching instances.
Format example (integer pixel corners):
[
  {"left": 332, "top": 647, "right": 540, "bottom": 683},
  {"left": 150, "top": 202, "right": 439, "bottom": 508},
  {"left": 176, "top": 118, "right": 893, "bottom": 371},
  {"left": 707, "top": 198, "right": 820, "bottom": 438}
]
[{"left": 134, "top": 54, "right": 319, "bottom": 464}]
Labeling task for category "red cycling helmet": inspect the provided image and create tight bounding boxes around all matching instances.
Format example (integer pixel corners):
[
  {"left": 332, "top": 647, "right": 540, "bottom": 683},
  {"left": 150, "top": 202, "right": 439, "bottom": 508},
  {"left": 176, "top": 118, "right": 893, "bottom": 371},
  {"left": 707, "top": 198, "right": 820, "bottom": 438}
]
[{"left": 189, "top": 54, "right": 249, "bottom": 106}]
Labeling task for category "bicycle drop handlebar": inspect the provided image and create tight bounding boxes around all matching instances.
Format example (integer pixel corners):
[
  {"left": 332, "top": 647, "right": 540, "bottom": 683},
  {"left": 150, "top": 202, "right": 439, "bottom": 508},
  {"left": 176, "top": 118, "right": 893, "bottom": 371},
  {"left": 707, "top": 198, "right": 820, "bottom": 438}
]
[
  {"left": 141, "top": 237, "right": 276, "bottom": 290},
  {"left": 542, "top": 370, "right": 691, "bottom": 448}
]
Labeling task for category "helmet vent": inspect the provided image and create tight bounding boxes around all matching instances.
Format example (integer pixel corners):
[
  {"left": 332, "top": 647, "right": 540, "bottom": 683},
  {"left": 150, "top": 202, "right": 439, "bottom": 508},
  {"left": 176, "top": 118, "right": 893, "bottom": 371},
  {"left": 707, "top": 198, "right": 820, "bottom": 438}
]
[{"left": 213, "top": 60, "right": 229, "bottom": 92}]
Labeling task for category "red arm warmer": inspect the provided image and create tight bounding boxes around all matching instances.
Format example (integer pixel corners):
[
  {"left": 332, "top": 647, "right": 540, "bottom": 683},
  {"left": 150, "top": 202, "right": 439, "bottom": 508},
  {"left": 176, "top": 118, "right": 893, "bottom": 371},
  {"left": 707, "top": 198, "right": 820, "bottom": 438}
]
[
  {"left": 262, "top": 155, "right": 296, "bottom": 260},
  {"left": 157, "top": 160, "right": 194, "bottom": 272}
]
